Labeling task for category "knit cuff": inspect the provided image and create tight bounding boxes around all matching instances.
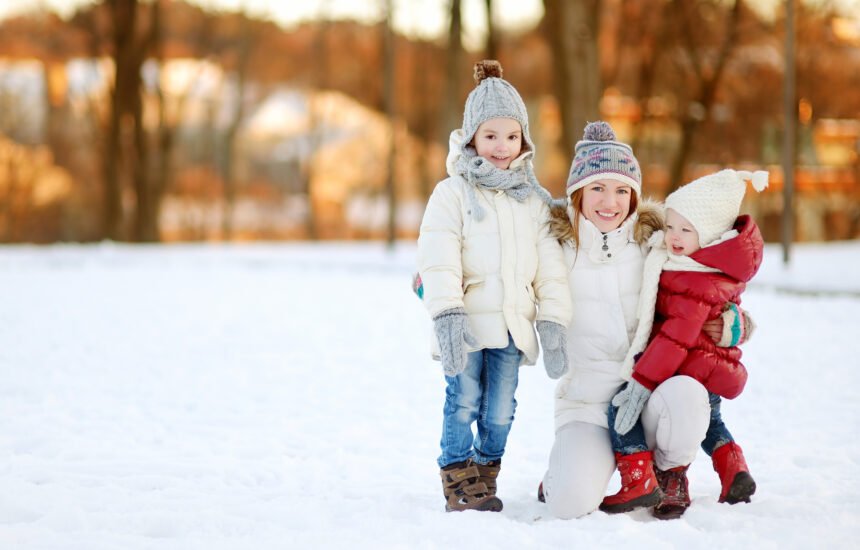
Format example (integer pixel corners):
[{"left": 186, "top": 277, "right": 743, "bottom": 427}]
[{"left": 718, "top": 303, "right": 743, "bottom": 347}]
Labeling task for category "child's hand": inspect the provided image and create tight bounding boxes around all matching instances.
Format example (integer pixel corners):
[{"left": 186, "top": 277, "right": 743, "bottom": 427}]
[
  {"left": 612, "top": 380, "right": 652, "bottom": 435},
  {"left": 537, "top": 320, "right": 568, "bottom": 379},
  {"left": 705, "top": 303, "right": 755, "bottom": 347},
  {"left": 433, "top": 307, "right": 478, "bottom": 377}
]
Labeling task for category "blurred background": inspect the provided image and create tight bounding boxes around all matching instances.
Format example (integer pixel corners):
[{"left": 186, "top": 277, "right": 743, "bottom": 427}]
[{"left": 0, "top": 0, "right": 857, "bottom": 245}]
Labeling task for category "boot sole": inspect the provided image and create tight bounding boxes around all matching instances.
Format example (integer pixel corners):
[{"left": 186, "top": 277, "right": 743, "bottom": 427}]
[
  {"left": 446, "top": 496, "right": 503, "bottom": 513},
  {"left": 721, "top": 472, "right": 756, "bottom": 504},
  {"left": 653, "top": 503, "right": 688, "bottom": 520},
  {"left": 599, "top": 489, "right": 663, "bottom": 514}
]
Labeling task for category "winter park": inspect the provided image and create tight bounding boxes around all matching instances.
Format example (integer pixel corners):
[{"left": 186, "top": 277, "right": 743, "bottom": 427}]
[
  {"left": 0, "top": 241, "right": 858, "bottom": 548},
  {"left": 2, "top": 0, "right": 860, "bottom": 548}
]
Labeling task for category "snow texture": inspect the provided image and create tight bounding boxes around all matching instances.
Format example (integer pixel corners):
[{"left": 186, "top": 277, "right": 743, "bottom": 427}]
[{"left": 0, "top": 241, "right": 857, "bottom": 549}]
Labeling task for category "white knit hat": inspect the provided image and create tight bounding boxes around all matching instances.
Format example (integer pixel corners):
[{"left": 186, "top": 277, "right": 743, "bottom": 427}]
[
  {"left": 665, "top": 169, "right": 769, "bottom": 247},
  {"left": 461, "top": 60, "right": 534, "bottom": 155},
  {"left": 566, "top": 121, "right": 641, "bottom": 197}
]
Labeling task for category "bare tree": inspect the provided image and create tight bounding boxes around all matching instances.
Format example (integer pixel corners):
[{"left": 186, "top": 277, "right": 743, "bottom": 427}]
[
  {"left": 103, "top": 0, "right": 157, "bottom": 241},
  {"left": 220, "top": 10, "right": 254, "bottom": 240},
  {"left": 484, "top": 0, "right": 497, "bottom": 61},
  {"left": 544, "top": 0, "right": 601, "bottom": 155},
  {"left": 666, "top": 0, "right": 743, "bottom": 192},
  {"left": 383, "top": 0, "right": 397, "bottom": 247},
  {"left": 440, "top": 0, "right": 463, "bottom": 146}
]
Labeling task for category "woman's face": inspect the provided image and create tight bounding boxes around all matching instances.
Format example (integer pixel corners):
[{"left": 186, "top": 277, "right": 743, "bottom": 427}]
[{"left": 580, "top": 179, "right": 633, "bottom": 233}]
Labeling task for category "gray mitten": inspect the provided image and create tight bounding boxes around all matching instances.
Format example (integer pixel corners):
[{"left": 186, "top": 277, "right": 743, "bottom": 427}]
[
  {"left": 433, "top": 307, "right": 478, "bottom": 377},
  {"left": 537, "top": 320, "right": 568, "bottom": 379},
  {"left": 612, "top": 380, "right": 652, "bottom": 435}
]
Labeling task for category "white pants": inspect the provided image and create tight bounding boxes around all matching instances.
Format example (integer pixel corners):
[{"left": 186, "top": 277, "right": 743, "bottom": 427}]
[{"left": 543, "top": 376, "right": 710, "bottom": 519}]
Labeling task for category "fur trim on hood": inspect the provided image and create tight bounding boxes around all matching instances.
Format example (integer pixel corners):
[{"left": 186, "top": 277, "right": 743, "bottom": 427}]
[{"left": 549, "top": 198, "right": 665, "bottom": 245}]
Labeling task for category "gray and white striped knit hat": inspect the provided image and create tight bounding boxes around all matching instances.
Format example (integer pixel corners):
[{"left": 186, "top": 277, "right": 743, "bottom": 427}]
[
  {"left": 461, "top": 60, "right": 534, "bottom": 154},
  {"left": 566, "top": 121, "right": 641, "bottom": 197}
]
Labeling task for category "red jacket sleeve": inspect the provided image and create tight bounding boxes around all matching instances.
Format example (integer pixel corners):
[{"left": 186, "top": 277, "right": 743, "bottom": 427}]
[{"left": 631, "top": 294, "right": 712, "bottom": 391}]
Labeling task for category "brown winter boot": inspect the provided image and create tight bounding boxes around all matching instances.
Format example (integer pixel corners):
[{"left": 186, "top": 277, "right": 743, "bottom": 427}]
[
  {"left": 712, "top": 442, "right": 756, "bottom": 504},
  {"left": 653, "top": 465, "right": 691, "bottom": 520},
  {"left": 599, "top": 451, "right": 663, "bottom": 514},
  {"left": 475, "top": 460, "right": 501, "bottom": 497},
  {"left": 440, "top": 459, "right": 503, "bottom": 512}
]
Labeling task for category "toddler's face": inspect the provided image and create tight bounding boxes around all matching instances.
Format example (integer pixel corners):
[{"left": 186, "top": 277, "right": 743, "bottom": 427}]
[
  {"left": 664, "top": 208, "right": 700, "bottom": 256},
  {"left": 580, "top": 179, "right": 633, "bottom": 233},
  {"left": 473, "top": 117, "right": 523, "bottom": 170}
]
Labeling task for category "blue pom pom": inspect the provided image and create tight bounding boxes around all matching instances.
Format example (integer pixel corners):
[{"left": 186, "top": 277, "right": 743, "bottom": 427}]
[{"left": 583, "top": 121, "right": 616, "bottom": 142}]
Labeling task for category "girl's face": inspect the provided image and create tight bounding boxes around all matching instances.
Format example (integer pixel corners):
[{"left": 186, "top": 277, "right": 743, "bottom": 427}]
[
  {"left": 473, "top": 117, "right": 523, "bottom": 170},
  {"left": 580, "top": 179, "right": 633, "bottom": 233},
  {"left": 664, "top": 208, "right": 701, "bottom": 256}
]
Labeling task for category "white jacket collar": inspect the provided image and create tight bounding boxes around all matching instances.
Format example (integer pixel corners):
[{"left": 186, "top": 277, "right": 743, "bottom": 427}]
[{"left": 571, "top": 212, "right": 638, "bottom": 264}]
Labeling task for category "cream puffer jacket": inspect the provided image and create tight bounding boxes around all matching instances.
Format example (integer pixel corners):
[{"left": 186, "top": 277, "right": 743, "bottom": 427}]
[
  {"left": 548, "top": 202, "right": 663, "bottom": 428},
  {"left": 417, "top": 141, "right": 571, "bottom": 366}
]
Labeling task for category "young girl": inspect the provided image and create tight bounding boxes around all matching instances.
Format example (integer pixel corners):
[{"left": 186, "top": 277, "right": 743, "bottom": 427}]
[
  {"left": 602, "top": 169, "right": 767, "bottom": 518},
  {"left": 416, "top": 60, "right": 571, "bottom": 512},
  {"left": 539, "top": 121, "right": 751, "bottom": 520}
]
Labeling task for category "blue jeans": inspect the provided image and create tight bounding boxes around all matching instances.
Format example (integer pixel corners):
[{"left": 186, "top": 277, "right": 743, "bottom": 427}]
[
  {"left": 608, "top": 385, "right": 736, "bottom": 456},
  {"left": 701, "top": 392, "right": 734, "bottom": 456},
  {"left": 438, "top": 333, "right": 521, "bottom": 468}
]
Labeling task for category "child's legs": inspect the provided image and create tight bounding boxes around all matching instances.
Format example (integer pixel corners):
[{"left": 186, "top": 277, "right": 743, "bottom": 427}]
[
  {"left": 474, "top": 333, "right": 521, "bottom": 464},
  {"left": 437, "top": 348, "right": 486, "bottom": 468},
  {"left": 641, "top": 376, "right": 710, "bottom": 471},
  {"left": 543, "top": 421, "right": 615, "bottom": 519},
  {"left": 606, "top": 384, "right": 649, "bottom": 456},
  {"left": 701, "top": 392, "right": 735, "bottom": 456}
]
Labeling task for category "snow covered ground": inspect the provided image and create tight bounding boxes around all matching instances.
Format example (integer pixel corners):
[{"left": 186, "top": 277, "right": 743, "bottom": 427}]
[{"left": 0, "top": 240, "right": 857, "bottom": 549}]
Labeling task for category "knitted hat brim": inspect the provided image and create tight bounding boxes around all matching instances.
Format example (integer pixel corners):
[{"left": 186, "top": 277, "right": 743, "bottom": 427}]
[{"left": 566, "top": 172, "right": 641, "bottom": 197}]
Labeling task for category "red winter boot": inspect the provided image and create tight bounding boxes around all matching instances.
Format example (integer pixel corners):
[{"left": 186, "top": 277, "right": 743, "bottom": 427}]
[
  {"left": 653, "top": 465, "right": 690, "bottom": 520},
  {"left": 599, "top": 451, "right": 663, "bottom": 514},
  {"left": 712, "top": 442, "right": 756, "bottom": 504}
]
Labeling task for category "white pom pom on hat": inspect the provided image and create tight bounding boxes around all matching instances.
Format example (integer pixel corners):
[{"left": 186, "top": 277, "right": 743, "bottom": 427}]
[{"left": 665, "top": 169, "right": 769, "bottom": 247}]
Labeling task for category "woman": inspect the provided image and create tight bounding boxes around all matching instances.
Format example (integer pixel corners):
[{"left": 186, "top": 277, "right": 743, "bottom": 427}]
[{"left": 539, "top": 121, "right": 749, "bottom": 519}]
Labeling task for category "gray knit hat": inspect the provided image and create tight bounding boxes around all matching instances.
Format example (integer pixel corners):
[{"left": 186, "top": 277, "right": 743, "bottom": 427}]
[
  {"left": 566, "top": 121, "right": 641, "bottom": 197},
  {"left": 461, "top": 60, "right": 534, "bottom": 154}
]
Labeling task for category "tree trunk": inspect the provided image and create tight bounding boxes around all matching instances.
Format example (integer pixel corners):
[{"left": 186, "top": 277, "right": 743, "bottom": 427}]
[
  {"left": 545, "top": 0, "right": 601, "bottom": 156},
  {"left": 104, "top": 0, "right": 140, "bottom": 241},
  {"left": 484, "top": 0, "right": 497, "bottom": 61},
  {"left": 383, "top": 0, "right": 397, "bottom": 248},
  {"left": 221, "top": 12, "right": 252, "bottom": 241},
  {"left": 667, "top": 0, "right": 742, "bottom": 192},
  {"left": 441, "top": 0, "right": 463, "bottom": 146}
]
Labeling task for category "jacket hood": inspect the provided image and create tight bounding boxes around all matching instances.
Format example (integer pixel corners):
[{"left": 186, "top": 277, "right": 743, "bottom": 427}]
[
  {"left": 549, "top": 198, "right": 664, "bottom": 246},
  {"left": 690, "top": 215, "right": 763, "bottom": 282}
]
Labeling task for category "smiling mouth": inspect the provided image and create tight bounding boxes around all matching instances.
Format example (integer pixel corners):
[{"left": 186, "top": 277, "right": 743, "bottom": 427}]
[
  {"left": 671, "top": 245, "right": 685, "bottom": 254},
  {"left": 596, "top": 211, "right": 618, "bottom": 220}
]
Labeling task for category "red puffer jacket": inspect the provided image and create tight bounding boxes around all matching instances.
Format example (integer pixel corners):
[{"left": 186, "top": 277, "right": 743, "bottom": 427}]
[{"left": 631, "top": 215, "right": 763, "bottom": 399}]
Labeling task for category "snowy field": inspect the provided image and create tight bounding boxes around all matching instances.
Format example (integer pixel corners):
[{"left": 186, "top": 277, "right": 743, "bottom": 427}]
[{"left": 0, "top": 240, "right": 858, "bottom": 549}]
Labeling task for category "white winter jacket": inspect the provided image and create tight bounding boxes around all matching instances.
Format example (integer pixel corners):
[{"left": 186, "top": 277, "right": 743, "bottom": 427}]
[
  {"left": 416, "top": 153, "right": 571, "bottom": 366},
  {"left": 552, "top": 211, "right": 653, "bottom": 429}
]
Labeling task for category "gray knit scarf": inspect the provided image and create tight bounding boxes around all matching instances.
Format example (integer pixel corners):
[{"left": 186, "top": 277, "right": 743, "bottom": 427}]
[{"left": 453, "top": 148, "right": 553, "bottom": 220}]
